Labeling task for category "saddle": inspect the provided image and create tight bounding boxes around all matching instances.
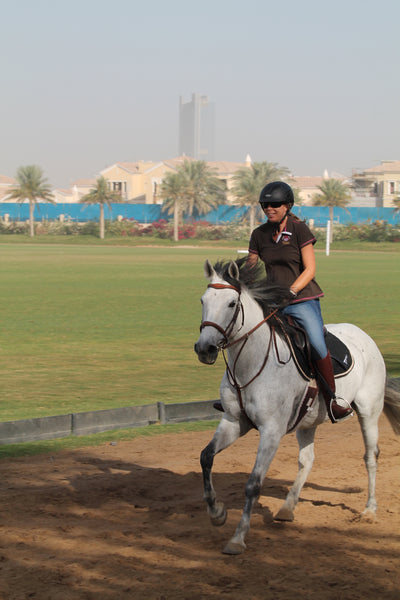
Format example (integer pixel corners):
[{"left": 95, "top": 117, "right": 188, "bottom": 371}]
[
  {"left": 271, "top": 313, "right": 355, "bottom": 432},
  {"left": 271, "top": 312, "right": 354, "bottom": 381}
]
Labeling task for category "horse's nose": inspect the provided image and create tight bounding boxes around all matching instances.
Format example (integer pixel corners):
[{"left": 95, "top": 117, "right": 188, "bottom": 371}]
[
  {"left": 194, "top": 341, "right": 216, "bottom": 355},
  {"left": 194, "top": 341, "right": 219, "bottom": 364}
]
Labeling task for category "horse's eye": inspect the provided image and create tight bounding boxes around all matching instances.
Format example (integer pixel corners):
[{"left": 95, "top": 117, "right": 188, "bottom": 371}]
[
  {"left": 200, "top": 299, "right": 203, "bottom": 305},
  {"left": 228, "top": 301, "right": 236, "bottom": 308}
]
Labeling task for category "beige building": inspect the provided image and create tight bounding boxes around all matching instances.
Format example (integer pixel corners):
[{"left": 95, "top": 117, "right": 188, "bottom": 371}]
[
  {"left": 352, "top": 160, "right": 400, "bottom": 207},
  {"left": 289, "top": 173, "right": 352, "bottom": 206},
  {"left": 100, "top": 161, "right": 160, "bottom": 203},
  {"left": 208, "top": 157, "right": 252, "bottom": 203},
  {"left": 290, "top": 175, "right": 328, "bottom": 205},
  {"left": 52, "top": 179, "right": 97, "bottom": 203},
  {"left": 100, "top": 155, "right": 252, "bottom": 204},
  {"left": 0, "top": 175, "right": 16, "bottom": 201}
]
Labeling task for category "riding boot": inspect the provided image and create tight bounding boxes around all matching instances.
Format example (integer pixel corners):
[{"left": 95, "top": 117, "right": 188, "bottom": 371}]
[{"left": 314, "top": 352, "right": 353, "bottom": 423}]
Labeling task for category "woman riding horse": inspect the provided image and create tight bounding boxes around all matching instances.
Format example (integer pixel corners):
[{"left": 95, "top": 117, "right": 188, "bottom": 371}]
[{"left": 247, "top": 181, "right": 352, "bottom": 422}]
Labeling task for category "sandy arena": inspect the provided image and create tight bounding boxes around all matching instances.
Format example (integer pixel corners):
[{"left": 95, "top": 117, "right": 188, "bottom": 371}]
[{"left": 0, "top": 415, "right": 399, "bottom": 600}]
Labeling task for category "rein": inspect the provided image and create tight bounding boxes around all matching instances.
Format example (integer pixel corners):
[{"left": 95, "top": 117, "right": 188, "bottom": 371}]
[
  {"left": 200, "top": 282, "right": 285, "bottom": 416},
  {"left": 221, "top": 309, "right": 281, "bottom": 415}
]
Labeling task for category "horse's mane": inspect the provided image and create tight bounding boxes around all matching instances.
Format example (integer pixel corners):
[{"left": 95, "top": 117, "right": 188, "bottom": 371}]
[{"left": 212, "top": 257, "right": 292, "bottom": 316}]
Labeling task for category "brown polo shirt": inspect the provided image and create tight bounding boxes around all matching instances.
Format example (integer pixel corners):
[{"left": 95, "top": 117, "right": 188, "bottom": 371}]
[{"left": 248, "top": 215, "right": 324, "bottom": 303}]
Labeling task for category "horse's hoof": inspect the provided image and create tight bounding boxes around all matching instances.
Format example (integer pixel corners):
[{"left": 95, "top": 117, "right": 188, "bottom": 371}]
[
  {"left": 223, "top": 540, "right": 246, "bottom": 555},
  {"left": 208, "top": 502, "right": 227, "bottom": 527},
  {"left": 360, "top": 508, "right": 377, "bottom": 522},
  {"left": 211, "top": 511, "right": 227, "bottom": 527},
  {"left": 274, "top": 507, "right": 294, "bottom": 522}
]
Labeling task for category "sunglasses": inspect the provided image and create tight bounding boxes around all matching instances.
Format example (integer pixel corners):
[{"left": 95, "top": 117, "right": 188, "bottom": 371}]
[{"left": 261, "top": 201, "right": 286, "bottom": 209}]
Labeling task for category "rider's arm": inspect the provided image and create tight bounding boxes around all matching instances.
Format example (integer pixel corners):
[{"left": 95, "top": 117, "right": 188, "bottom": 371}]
[
  {"left": 290, "top": 243, "right": 316, "bottom": 295},
  {"left": 246, "top": 252, "right": 258, "bottom": 268}
]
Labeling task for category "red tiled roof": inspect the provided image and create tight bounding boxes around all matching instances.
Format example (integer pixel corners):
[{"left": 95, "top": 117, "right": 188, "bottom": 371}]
[
  {"left": 362, "top": 160, "right": 400, "bottom": 174},
  {"left": 72, "top": 179, "right": 97, "bottom": 186},
  {"left": 290, "top": 176, "right": 325, "bottom": 189},
  {"left": 207, "top": 161, "right": 247, "bottom": 175},
  {"left": 162, "top": 157, "right": 247, "bottom": 174},
  {"left": 162, "top": 156, "right": 195, "bottom": 169},
  {"left": 108, "top": 162, "right": 158, "bottom": 174}
]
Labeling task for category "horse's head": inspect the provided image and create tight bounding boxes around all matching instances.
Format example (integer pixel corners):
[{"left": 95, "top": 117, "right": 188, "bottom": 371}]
[{"left": 194, "top": 260, "right": 242, "bottom": 364}]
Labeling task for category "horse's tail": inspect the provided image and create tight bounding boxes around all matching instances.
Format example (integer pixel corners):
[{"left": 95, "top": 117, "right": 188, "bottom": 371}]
[{"left": 384, "top": 377, "right": 400, "bottom": 435}]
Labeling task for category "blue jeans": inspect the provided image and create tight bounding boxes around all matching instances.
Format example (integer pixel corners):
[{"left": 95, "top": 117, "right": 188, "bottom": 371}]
[{"left": 282, "top": 299, "right": 327, "bottom": 361}]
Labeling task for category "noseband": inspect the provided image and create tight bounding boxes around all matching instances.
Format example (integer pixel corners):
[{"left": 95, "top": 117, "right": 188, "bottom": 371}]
[{"left": 200, "top": 283, "right": 244, "bottom": 347}]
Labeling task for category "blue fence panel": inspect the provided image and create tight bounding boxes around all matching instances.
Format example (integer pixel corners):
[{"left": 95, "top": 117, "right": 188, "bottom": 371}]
[
  {"left": 1, "top": 203, "right": 399, "bottom": 226},
  {"left": 107, "top": 204, "right": 163, "bottom": 222},
  {"left": 0, "top": 203, "right": 164, "bottom": 223},
  {"left": 198, "top": 205, "right": 248, "bottom": 224}
]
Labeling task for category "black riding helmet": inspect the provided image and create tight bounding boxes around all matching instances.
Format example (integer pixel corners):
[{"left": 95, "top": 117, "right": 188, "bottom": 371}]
[{"left": 259, "top": 181, "right": 294, "bottom": 209}]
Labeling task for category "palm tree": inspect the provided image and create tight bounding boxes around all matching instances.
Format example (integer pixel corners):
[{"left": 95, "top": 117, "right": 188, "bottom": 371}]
[
  {"left": 231, "top": 161, "right": 290, "bottom": 232},
  {"left": 79, "top": 176, "right": 121, "bottom": 239},
  {"left": 313, "top": 179, "right": 351, "bottom": 241},
  {"left": 161, "top": 160, "right": 226, "bottom": 242},
  {"left": 179, "top": 160, "right": 226, "bottom": 217},
  {"left": 160, "top": 171, "right": 186, "bottom": 242},
  {"left": 7, "top": 165, "right": 55, "bottom": 237}
]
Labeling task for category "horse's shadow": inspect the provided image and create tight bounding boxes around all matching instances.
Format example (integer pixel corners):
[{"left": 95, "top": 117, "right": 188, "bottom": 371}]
[{"left": 68, "top": 455, "right": 362, "bottom": 520}]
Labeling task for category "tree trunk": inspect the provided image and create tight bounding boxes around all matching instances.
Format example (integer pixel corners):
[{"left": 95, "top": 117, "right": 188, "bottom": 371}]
[
  {"left": 329, "top": 206, "right": 334, "bottom": 243},
  {"left": 173, "top": 201, "right": 179, "bottom": 242},
  {"left": 249, "top": 204, "right": 255, "bottom": 235},
  {"left": 100, "top": 204, "right": 105, "bottom": 239},
  {"left": 29, "top": 201, "right": 35, "bottom": 237}
]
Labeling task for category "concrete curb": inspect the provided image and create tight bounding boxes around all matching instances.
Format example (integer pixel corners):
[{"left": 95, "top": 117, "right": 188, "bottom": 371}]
[
  {"left": 72, "top": 404, "right": 160, "bottom": 436},
  {"left": 0, "top": 400, "right": 221, "bottom": 445},
  {"left": 0, "top": 414, "right": 73, "bottom": 444},
  {"left": 159, "top": 400, "right": 220, "bottom": 425}
]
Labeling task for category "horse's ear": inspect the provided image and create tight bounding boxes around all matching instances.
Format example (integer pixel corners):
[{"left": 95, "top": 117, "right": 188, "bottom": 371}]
[
  {"left": 204, "top": 259, "right": 215, "bottom": 280},
  {"left": 227, "top": 260, "right": 240, "bottom": 281}
]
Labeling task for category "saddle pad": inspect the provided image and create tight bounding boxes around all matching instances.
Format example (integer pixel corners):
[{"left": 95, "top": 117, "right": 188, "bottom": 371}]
[{"left": 325, "top": 331, "right": 354, "bottom": 377}]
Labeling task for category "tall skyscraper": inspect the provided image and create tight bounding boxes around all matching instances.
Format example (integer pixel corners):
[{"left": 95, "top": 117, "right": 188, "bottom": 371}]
[{"left": 179, "top": 93, "right": 215, "bottom": 161}]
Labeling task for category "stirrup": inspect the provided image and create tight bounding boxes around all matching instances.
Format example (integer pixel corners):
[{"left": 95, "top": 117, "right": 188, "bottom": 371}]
[{"left": 329, "top": 397, "right": 354, "bottom": 423}]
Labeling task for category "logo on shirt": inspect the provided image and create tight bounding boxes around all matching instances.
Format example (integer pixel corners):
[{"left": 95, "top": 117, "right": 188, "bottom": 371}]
[{"left": 281, "top": 230, "right": 292, "bottom": 244}]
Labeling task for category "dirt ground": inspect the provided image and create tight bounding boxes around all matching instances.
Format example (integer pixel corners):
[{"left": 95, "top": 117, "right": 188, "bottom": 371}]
[{"left": 0, "top": 415, "right": 399, "bottom": 600}]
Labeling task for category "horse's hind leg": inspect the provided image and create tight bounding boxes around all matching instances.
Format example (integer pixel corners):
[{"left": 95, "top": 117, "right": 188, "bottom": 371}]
[
  {"left": 200, "top": 415, "right": 252, "bottom": 527},
  {"left": 274, "top": 427, "right": 316, "bottom": 522},
  {"left": 358, "top": 413, "right": 380, "bottom": 516}
]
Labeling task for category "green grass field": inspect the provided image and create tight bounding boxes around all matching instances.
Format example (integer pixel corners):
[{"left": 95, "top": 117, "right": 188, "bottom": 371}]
[{"left": 0, "top": 242, "right": 399, "bottom": 425}]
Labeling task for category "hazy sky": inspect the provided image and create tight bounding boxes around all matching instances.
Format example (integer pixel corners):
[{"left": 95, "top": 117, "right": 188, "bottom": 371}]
[{"left": 1, "top": 0, "right": 399, "bottom": 188}]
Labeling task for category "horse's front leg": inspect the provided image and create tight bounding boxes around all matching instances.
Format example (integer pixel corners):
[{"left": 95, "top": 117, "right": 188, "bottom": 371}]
[
  {"left": 223, "top": 427, "right": 282, "bottom": 555},
  {"left": 275, "top": 427, "right": 316, "bottom": 521},
  {"left": 201, "top": 414, "right": 252, "bottom": 527}
]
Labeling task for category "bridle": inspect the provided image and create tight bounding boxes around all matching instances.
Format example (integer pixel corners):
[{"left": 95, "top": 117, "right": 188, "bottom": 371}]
[
  {"left": 200, "top": 282, "right": 279, "bottom": 349},
  {"left": 199, "top": 282, "right": 285, "bottom": 417},
  {"left": 200, "top": 283, "right": 244, "bottom": 347}
]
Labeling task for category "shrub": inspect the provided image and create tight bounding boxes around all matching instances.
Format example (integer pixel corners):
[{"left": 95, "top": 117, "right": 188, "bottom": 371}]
[
  {"left": 105, "top": 218, "right": 141, "bottom": 237},
  {"left": 330, "top": 221, "right": 400, "bottom": 243},
  {"left": 0, "top": 221, "right": 30, "bottom": 234},
  {"left": 81, "top": 221, "right": 99, "bottom": 236}
]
